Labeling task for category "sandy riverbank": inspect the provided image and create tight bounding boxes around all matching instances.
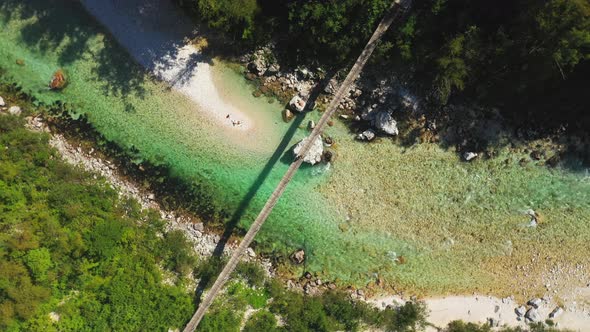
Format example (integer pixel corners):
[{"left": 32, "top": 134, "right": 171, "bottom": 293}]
[
  {"left": 369, "top": 294, "right": 590, "bottom": 331},
  {"left": 80, "top": 0, "right": 253, "bottom": 131}
]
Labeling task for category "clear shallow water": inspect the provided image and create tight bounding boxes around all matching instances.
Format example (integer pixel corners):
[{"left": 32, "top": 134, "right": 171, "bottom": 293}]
[{"left": 2, "top": 0, "right": 589, "bottom": 296}]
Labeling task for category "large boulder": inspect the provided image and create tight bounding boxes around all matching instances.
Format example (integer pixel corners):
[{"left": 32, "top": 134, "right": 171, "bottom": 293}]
[
  {"left": 289, "top": 95, "right": 306, "bottom": 112},
  {"left": 293, "top": 136, "right": 323, "bottom": 165},
  {"left": 373, "top": 111, "right": 398, "bottom": 136},
  {"left": 282, "top": 109, "right": 294, "bottom": 123}
]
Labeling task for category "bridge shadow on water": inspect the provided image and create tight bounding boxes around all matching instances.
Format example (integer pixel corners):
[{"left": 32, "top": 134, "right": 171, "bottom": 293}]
[{"left": 192, "top": 78, "right": 331, "bottom": 306}]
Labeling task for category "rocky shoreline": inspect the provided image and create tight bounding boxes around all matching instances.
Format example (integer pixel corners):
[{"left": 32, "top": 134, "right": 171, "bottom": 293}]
[{"left": 240, "top": 44, "right": 589, "bottom": 169}]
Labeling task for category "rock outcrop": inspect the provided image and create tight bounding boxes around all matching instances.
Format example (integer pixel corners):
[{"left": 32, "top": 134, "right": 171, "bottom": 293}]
[
  {"left": 373, "top": 111, "right": 398, "bottom": 136},
  {"left": 289, "top": 95, "right": 306, "bottom": 112},
  {"left": 525, "top": 308, "right": 541, "bottom": 322}
]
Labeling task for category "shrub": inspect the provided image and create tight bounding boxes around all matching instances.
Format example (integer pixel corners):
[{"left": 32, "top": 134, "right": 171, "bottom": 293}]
[
  {"left": 383, "top": 301, "right": 428, "bottom": 332},
  {"left": 243, "top": 310, "right": 279, "bottom": 332},
  {"left": 197, "top": 308, "right": 240, "bottom": 332}
]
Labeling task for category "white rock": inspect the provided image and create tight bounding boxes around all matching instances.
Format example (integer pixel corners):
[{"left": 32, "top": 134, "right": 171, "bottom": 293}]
[
  {"left": 8, "top": 106, "right": 22, "bottom": 116},
  {"left": 528, "top": 298, "right": 542, "bottom": 308},
  {"left": 525, "top": 308, "right": 542, "bottom": 322},
  {"left": 515, "top": 306, "right": 527, "bottom": 317},
  {"left": 308, "top": 120, "right": 315, "bottom": 130},
  {"left": 0, "top": 96, "right": 5, "bottom": 107},
  {"left": 289, "top": 95, "right": 306, "bottom": 112},
  {"left": 373, "top": 111, "right": 398, "bottom": 136},
  {"left": 549, "top": 307, "right": 564, "bottom": 319},
  {"left": 48, "top": 312, "right": 60, "bottom": 322},
  {"left": 357, "top": 129, "right": 376, "bottom": 141},
  {"left": 293, "top": 136, "right": 324, "bottom": 165},
  {"left": 463, "top": 152, "right": 478, "bottom": 161},
  {"left": 247, "top": 247, "right": 256, "bottom": 258}
]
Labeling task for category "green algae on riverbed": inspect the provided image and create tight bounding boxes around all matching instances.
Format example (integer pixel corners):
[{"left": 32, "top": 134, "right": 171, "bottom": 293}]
[{"left": 1, "top": 0, "right": 590, "bottom": 297}]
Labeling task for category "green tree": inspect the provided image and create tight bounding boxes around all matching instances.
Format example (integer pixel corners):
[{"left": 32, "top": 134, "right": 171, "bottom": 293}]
[
  {"left": 243, "top": 310, "right": 279, "bottom": 332},
  {"left": 24, "top": 248, "right": 52, "bottom": 282}
]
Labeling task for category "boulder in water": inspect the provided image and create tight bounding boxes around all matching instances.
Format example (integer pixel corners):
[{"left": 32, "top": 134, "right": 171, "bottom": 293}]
[
  {"left": 282, "top": 109, "right": 294, "bottom": 123},
  {"left": 289, "top": 95, "right": 306, "bottom": 112},
  {"left": 373, "top": 111, "right": 398, "bottom": 135},
  {"left": 290, "top": 249, "right": 305, "bottom": 264},
  {"left": 49, "top": 69, "right": 67, "bottom": 90},
  {"left": 294, "top": 136, "right": 323, "bottom": 165}
]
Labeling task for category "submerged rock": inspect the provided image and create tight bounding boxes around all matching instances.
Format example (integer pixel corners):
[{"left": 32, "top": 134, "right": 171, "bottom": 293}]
[
  {"left": 282, "top": 109, "right": 294, "bottom": 123},
  {"left": 290, "top": 249, "right": 305, "bottom": 264},
  {"left": 49, "top": 69, "right": 67, "bottom": 90},
  {"left": 294, "top": 136, "right": 323, "bottom": 165},
  {"left": 289, "top": 95, "right": 306, "bottom": 112},
  {"left": 373, "top": 111, "right": 398, "bottom": 136}
]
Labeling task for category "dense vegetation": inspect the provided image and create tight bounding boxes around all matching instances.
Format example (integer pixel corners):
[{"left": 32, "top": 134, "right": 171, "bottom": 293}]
[
  {"left": 177, "top": 0, "right": 589, "bottom": 130},
  {"left": 0, "top": 114, "right": 196, "bottom": 330}
]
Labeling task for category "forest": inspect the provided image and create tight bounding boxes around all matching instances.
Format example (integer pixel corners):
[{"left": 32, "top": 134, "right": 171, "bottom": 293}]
[
  {"left": 177, "top": 0, "right": 589, "bottom": 131},
  {"left": 0, "top": 114, "right": 196, "bottom": 330}
]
